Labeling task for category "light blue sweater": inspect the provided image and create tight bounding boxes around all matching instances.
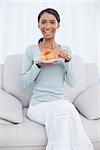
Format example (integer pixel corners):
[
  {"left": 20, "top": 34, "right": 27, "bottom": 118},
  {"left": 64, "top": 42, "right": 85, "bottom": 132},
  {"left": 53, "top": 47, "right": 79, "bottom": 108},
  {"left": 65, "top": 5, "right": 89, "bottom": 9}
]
[{"left": 20, "top": 45, "right": 76, "bottom": 105}]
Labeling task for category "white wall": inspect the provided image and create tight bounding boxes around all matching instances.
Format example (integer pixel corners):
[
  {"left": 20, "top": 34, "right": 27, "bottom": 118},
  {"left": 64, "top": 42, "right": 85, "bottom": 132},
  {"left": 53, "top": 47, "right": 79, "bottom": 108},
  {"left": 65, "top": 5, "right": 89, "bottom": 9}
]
[{"left": 0, "top": 0, "right": 99, "bottom": 75}]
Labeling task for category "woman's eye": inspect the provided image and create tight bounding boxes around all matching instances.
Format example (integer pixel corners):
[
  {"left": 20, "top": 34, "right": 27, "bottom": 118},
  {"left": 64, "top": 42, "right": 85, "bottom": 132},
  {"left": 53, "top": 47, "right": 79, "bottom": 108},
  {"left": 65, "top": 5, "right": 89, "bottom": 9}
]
[
  {"left": 51, "top": 21, "right": 55, "bottom": 24},
  {"left": 41, "top": 21, "right": 45, "bottom": 24}
]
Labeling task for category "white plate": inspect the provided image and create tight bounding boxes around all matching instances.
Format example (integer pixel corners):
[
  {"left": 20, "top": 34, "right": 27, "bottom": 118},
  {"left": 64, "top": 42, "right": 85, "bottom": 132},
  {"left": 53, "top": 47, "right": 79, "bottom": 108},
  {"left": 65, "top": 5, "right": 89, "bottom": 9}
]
[{"left": 35, "top": 57, "right": 60, "bottom": 64}]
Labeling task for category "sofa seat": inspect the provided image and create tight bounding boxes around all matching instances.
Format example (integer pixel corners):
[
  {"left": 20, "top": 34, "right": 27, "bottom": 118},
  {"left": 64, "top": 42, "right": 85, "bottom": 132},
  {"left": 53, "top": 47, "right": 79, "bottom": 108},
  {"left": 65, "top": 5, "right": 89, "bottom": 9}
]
[
  {"left": 0, "top": 108, "right": 46, "bottom": 149},
  {"left": 0, "top": 107, "right": 100, "bottom": 150},
  {"left": 80, "top": 114, "right": 100, "bottom": 150}
]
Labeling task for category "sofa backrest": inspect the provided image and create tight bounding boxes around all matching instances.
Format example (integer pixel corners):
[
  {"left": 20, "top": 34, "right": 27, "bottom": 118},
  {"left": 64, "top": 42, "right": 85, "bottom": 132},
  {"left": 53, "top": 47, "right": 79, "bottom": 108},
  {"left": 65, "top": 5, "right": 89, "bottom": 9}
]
[
  {"left": 0, "top": 64, "right": 3, "bottom": 89},
  {"left": 2, "top": 54, "right": 96, "bottom": 107},
  {"left": 64, "top": 55, "right": 88, "bottom": 102},
  {"left": 85, "top": 63, "right": 98, "bottom": 87},
  {"left": 3, "top": 54, "right": 33, "bottom": 107}
]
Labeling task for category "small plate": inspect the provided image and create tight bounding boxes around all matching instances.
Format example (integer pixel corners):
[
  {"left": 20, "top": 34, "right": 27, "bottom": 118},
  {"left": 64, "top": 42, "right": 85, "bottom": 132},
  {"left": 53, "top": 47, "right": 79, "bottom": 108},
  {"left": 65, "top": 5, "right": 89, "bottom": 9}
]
[{"left": 35, "top": 57, "right": 60, "bottom": 64}]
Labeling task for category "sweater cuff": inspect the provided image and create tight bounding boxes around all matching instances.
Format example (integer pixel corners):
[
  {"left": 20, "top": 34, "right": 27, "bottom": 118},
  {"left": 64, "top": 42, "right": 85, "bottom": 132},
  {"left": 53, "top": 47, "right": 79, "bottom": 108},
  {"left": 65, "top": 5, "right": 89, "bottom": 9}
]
[
  {"left": 31, "top": 63, "right": 42, "bottom": 76},
  {"left": 65, "top": 58, "right": 71, "bottom": 62},
  {"left": 36, "top": 63, "right": 41, "bottom": 69}
]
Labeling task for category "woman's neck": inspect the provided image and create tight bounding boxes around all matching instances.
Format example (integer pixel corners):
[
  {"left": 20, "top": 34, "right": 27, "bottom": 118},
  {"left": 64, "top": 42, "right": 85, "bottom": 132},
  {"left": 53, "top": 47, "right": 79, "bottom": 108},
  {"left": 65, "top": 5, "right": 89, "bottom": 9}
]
[{"left": 40, "top": 38, "right": 57, "bottom": 49}]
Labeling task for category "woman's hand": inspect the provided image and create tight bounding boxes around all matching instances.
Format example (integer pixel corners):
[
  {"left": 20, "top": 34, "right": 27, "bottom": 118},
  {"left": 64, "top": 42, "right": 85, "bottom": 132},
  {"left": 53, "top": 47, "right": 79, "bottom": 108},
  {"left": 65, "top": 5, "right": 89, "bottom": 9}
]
[
  {"left": 53, "top": 49, "right": 72, "bottom": 61},
  {"left": 36, "top": 48, "right": 72, "bottom": 68},
  {"left": 41, "top": 48, "right": 71, "bottom": 61}
]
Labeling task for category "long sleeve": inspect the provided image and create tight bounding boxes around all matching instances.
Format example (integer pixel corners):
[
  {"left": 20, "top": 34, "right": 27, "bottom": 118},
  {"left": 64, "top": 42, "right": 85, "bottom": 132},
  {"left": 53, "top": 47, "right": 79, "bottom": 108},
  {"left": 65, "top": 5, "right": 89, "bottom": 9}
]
[
  {"left": 64, "top": 46, "right": 77, "bottom": 88},
  {"left": 20, "top": 46, "right": 41, "bottom": 89},
  {"left": 64, "top": 60, "right": 76, "bottom": 88}
]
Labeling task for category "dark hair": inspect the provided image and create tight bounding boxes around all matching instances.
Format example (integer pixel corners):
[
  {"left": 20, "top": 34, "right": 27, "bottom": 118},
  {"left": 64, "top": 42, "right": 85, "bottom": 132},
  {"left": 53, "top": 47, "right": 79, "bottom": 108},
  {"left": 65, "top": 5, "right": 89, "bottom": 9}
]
[
  {"left": 38, "top": 8, "right": 60, "bottom": 23},
  {"left": 38, "top": 8, "right": 60, "bottom": 44}
]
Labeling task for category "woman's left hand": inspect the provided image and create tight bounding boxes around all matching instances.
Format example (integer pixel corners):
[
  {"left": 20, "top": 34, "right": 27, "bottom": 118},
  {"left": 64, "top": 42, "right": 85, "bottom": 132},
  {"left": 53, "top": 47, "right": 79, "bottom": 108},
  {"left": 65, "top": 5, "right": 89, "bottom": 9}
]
[{"left": 53, "top": 49, "right": 72, "bottom": 61}]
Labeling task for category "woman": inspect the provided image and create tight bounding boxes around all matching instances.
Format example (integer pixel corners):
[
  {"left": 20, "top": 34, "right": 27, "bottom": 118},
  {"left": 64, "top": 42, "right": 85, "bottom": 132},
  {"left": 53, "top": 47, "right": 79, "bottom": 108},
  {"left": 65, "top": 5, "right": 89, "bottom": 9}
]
[{"left": 20, "top": 8, "right": 94, "bottom": 150}]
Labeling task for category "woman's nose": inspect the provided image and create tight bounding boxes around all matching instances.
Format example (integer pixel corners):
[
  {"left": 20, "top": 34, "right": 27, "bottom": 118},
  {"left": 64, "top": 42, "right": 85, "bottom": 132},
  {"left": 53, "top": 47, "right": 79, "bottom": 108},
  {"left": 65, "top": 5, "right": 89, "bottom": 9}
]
[{"left": 45, "top": 23, "right": 51, "bottom": 28}]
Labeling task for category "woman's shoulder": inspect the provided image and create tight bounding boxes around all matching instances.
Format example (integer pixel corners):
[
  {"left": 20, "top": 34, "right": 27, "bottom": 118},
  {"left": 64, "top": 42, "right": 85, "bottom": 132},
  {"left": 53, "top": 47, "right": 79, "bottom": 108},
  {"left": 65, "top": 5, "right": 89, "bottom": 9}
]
[
  {"left": 25, "top": 44, "right": 37, "bottom": 53},
  {"left": 61, "top": 44, "right": 71, "bottom": 53},
  {"left": 23, "top": 44, "right": 38, "bottom": 59},
  {"left": 24, "top": 44, "right": 38, "bottom": 56}
]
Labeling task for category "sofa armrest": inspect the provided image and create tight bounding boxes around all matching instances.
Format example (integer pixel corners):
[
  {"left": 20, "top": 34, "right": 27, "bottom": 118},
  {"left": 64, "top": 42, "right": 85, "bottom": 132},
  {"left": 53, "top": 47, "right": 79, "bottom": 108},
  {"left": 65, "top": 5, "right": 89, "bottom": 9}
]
[
  {"left": 0, "top": 64, "right": 3, "bottom": 89},
  {"left": 74, "top": 83, "right": 100, "bottom": 120},
  {"left": 0, "top": 89, "right": 23, "bottom": 123}
]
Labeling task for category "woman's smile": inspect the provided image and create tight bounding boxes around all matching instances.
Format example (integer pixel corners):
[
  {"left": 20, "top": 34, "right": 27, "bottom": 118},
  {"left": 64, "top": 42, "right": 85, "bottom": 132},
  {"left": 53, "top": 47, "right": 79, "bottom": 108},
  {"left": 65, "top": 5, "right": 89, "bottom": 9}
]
[{"left": 43, "top": 30, "right": 53, "bottom": 36}]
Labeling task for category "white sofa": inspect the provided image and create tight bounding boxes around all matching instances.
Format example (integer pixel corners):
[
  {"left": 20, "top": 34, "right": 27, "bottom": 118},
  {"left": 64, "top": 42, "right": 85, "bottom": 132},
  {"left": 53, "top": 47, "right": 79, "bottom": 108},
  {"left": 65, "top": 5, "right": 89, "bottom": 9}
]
[{"left": 0, "top": 54, "right": 100, "bottom": 150}]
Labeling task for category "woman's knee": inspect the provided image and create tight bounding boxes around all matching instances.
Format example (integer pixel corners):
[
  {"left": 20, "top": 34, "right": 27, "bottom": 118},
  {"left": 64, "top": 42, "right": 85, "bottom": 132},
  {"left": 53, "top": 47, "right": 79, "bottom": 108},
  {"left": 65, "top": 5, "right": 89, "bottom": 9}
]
[
  {"left": 51, "top": 100, "right": 78, "bottom": 117},
  {"left": 51, "top": 101, "right": 70, "bottom": 116},
  {"left": 27, "top": 106, "right": 35, "bottom": 120}
]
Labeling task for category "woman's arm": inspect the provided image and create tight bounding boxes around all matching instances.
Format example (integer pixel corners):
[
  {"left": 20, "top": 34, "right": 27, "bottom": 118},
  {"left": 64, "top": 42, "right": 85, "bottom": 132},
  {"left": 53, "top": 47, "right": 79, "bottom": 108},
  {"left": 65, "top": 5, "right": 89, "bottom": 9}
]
[
  {"left": 64, "top": 46, "right": 77, "bottom": 88},
  {"left": 64, "top": 60, "right": 76, "bottom": 88},
  {"left": 20, "top": 46, "right": 41, "bottom": 89}
]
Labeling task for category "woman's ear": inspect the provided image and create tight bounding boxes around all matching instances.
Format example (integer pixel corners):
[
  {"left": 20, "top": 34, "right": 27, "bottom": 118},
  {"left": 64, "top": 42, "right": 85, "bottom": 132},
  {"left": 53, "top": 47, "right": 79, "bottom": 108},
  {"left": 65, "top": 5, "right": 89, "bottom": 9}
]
[
  {"left": 38, "top": 22, "right": 41, "bottom": 29},
  {"left": 57, "top": 23, "right": 60, "bottom": 29},
  {"left": 38, "top": 23, "right": 40, "bottom": 29}
]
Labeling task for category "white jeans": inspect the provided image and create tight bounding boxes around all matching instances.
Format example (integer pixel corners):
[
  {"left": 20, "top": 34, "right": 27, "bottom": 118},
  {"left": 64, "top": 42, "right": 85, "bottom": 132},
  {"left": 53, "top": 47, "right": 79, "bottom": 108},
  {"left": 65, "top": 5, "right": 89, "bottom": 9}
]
[{"left": 27, "top": 100, "right": 94, "bottom": 150}]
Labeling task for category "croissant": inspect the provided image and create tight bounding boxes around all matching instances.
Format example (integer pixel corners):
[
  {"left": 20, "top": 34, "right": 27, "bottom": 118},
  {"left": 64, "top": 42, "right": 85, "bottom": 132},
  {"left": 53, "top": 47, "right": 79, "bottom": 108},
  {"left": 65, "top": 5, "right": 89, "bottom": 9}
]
[{"left": 40, "top": 50, "right": 58, "bottom": 60}]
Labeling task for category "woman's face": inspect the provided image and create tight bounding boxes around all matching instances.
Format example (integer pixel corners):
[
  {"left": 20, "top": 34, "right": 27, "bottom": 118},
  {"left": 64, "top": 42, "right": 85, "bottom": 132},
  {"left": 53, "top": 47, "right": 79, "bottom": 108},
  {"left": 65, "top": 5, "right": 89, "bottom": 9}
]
[{"left": 38, "top": 12, "right": 60, "bottom": 39}]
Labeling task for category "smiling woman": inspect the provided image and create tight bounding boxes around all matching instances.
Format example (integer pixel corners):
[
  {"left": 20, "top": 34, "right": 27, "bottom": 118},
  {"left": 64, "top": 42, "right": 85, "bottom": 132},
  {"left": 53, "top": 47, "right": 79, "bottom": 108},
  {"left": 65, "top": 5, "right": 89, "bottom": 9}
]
[{"left": 20, "top": 8, "right": 94, "bottom": 150}]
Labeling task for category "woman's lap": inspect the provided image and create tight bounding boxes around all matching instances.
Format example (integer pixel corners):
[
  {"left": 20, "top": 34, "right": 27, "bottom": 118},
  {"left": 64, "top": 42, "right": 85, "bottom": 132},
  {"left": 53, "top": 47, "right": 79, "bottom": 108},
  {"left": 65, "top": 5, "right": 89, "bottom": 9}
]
[{"left": 27, "top": 99, "right": 79, "bottom": 125}]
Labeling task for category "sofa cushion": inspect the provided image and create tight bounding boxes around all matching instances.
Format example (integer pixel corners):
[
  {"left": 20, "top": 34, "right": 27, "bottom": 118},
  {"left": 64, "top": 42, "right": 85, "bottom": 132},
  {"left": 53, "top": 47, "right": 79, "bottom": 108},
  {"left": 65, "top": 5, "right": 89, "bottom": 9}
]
[
  {"left": 0, "top": 64, "right": 3, "bottom": 89},
  {"left": 74, "top": 83, "right": 100, "bottom": 120},
  {"left": 0, "top": 109, "right": 47, "bottom": 147},
  {"left": 80, "top": 114, "right": 100, "bottom": 143},
  {"left": 85, "top": 63, "right": 98, "bottom": 87},
  {"left": 65, "top": 55, "right": 87, "bottom": 103},
  {"left": 0, "top": 89, "right": 23, "bottom": 123},
  {"left": 3, "top": 54, "right": 33, "bottom": 107},
  {"left": 0, "top": 119, "right": 12, "bottom": 124},
  {"left": 80, "top": 114, "right": 100, "bottom": 150}
]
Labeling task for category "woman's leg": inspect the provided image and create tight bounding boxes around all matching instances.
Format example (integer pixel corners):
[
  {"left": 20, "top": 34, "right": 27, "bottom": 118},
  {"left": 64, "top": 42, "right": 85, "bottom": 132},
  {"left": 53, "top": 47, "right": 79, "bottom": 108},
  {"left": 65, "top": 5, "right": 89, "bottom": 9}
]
[
  {"left": 27, "top": 102, "right": 49, "bottom": 125},
  {"left": 44, "top": 100, "right": 94, "bottom": 150},
  {"left": 27, "top": 100, "right": 94, "bottom": 150}
]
